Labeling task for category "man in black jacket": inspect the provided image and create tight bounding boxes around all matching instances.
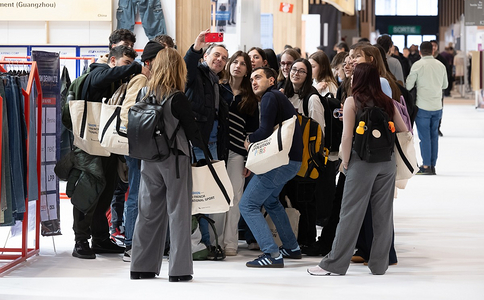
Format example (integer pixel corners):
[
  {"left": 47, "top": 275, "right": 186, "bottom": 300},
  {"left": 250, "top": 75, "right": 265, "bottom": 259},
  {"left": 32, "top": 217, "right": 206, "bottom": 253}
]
[
  {"left": 72, "top": 45, "right": 150, "bottom": 259},
  {"left": 184, "top": 30, "right": 229, "bottom": 162},
  {"left": 184, "top": 30, "right": 229, "bottom": 247}
]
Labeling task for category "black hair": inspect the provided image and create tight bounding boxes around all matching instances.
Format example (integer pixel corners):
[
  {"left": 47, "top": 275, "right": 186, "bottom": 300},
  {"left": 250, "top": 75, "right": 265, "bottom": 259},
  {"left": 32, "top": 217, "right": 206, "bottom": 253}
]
[
  {"left": 336, "top": 42, "right": 349, "bottom": 52},
  {"left": 253, "top": 66, "right": 278, "bottom": 82},
  {"left": 376, "top": 35, "right": 393, "bottom": 53},
  {"left": 420, "top": 41, "right": 433, "bottom": 55},
  {"left": 264, "top": 48, "right": 279, "bottom": 74},
  {"left": 108, "top": 45, "right": 137, "bottom": 60},
  {"left": 109, "top": 29, "right": 136, "bottom": 49},
  {"left": 283, "top": 58, "right": 313, "bottom": 100}
]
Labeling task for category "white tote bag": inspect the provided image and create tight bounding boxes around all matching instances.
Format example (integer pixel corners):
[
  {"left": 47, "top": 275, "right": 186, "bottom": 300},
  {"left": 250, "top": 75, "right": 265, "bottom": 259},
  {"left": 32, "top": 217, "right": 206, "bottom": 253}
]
[
  {"left": 395, "top": 131, "right": 418, "bottom": 181},
  {"left": 98, "top": 84, "right": 129, "bottom": 155},
  {"left": 245, "top": 115, "right": 297, "bottom": 175},
  {"left": 264, "top": 196, "right": 300, "bottom": 247},
  {"left": 69, "top": 100, "right": 111, "bottom": 156},
  {"left": 192, "top": 160, "right": 234, "bottom": 215}
]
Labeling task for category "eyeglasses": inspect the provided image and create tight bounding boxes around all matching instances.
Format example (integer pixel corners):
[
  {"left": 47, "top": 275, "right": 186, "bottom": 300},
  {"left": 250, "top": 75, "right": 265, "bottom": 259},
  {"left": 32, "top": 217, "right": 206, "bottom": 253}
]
[{"left": 290, "top": 68, "right": 307, "bottom": 75}]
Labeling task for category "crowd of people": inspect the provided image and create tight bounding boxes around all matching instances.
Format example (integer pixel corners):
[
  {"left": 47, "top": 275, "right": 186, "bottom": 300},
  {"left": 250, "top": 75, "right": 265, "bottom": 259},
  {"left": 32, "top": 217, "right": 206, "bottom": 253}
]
[{"left": 62, "top": 29, "right": 449, "bottom": 281}]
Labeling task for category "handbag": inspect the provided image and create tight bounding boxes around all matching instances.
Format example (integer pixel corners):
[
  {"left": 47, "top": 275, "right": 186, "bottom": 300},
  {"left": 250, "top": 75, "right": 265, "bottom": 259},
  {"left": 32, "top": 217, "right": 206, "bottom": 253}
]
[
  {"left": 395, "top": 131, "right": 418, "bottom": 181},
  {"left": 69, "top": 99, "right": 110, "bottom": 156},
  {"left": 98, "top": 83, "right": 129, "bottom": 155},
  {"left": 245, "top": 114, "right": 297, "bottom": 175},
  {"left": 264, "top": 196, "right": 300, "bottom": 247},
  {"left": 191, "top": 136, "right": 233, "bottom": 215}
]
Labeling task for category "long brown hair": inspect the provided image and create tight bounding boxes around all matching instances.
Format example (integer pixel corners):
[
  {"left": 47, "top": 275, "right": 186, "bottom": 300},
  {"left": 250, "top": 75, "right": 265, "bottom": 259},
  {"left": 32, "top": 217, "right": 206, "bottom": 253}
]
[
  {"left": 146, "top": 48, "right": 187, "bottom": 99},
  {"left": 225, "top": 51, "right": 258, "bottom": 116},
  {"left": 352, "top": 63, "right": 395, "bottom": 119},
  {"left": 354, "top": 45, "right": 401, "bottom": 101},
  {"left": 309, "top": 51, "right": 337, "bottom": 87}
]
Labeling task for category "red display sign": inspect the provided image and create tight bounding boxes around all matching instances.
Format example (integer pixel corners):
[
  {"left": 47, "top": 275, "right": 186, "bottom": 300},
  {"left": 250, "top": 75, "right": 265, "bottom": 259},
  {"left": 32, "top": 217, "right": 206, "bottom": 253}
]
[{"left": 279, "top": 2, "right": 294, "bottom": 13}]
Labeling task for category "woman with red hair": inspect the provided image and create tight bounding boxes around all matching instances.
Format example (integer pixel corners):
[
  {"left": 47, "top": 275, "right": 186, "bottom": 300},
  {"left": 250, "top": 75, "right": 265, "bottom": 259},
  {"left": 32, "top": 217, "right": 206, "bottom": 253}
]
[{"left": 307, "top": 63, "right": 406, "bottom": 276}]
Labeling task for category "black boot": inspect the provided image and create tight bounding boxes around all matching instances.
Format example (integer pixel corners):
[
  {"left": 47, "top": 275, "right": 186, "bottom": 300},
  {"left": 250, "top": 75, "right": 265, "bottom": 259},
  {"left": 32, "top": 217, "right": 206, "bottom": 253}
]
[
  {"left": 130, "top": 272, "right": 156, "bottom": 280},
  {"left": 72, "top": 240, "right": 96, "bottom": 259},
  {"left": 169, "top": 275, "right": 193, "bottom": 282},
  {"left": 91, "top": 238, "right": 125, "bottom": 254}
]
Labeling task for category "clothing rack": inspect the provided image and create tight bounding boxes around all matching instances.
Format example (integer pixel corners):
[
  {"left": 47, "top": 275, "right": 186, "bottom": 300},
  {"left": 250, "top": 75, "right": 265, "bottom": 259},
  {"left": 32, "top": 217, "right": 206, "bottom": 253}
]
[{"left": 0, "top": 61, "right": 43, "bottom": 274}]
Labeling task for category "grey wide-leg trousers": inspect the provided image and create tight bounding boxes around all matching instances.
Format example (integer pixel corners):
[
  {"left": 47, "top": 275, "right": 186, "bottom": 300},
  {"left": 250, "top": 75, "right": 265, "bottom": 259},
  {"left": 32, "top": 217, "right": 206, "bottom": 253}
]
[
  {"left": 130, "top": 154, "right": 193, "bottom": 277},
  {"left": 320, "top": 150, "right": 396, "bottom": 275}
]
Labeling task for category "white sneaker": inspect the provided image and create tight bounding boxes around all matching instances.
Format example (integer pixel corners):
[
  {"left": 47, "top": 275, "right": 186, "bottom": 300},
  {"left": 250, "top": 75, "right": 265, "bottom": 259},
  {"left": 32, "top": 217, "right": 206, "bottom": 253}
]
[{"left": 307, "top": 266, "right": 342, "bottom": 276}]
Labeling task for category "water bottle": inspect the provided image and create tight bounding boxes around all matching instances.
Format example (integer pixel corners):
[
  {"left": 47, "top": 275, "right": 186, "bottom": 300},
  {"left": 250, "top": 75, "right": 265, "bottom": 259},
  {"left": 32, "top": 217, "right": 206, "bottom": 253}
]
[
  {"left": 356, "top": 121, "right": 365, "bottom": 135},
  {"left": 67, "top": 91, "right": 75, "bottom": 102}
]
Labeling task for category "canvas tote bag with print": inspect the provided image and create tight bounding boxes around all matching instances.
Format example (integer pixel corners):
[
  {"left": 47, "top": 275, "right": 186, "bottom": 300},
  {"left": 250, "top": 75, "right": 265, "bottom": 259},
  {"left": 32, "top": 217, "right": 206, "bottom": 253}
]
[
  {"left": 245, "top": 115, "right": 297, "bottom": 175},
  {"left": 69, "top": 99, "right": 110, "bottom": 157},
  {"left": 395, "top": 131, "right": 419, "bottom": 181},
  {"left": 98, "top": 83, "right": 129, "bottom": 155},
  {"left": 192, "top": 134, "right": 233, "bottom": 215}
]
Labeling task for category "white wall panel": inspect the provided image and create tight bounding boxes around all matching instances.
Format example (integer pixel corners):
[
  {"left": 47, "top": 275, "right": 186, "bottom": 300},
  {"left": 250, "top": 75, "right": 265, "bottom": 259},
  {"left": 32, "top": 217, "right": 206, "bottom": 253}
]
[{"left": 6, "top": 21, "right": 46, "bottom": 44}]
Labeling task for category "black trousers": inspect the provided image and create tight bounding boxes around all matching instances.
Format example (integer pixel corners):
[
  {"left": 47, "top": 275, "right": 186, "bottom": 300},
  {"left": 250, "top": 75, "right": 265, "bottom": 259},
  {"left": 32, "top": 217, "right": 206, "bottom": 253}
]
[{"left": 73, "top": 155, "right": 119, "bottom": 242}]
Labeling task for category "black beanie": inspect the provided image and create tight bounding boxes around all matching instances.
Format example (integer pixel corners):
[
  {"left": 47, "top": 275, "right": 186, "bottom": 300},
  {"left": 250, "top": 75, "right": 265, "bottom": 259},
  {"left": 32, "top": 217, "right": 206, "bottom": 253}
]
[{"left": 141, "top": 40, "right": 165, "bottom": 62}]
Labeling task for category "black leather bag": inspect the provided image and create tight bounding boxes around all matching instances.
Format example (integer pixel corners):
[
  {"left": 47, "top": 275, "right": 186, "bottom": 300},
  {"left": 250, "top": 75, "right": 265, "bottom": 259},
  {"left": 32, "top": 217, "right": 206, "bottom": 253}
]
[{"left": 127, "top": 89, "right": 180, "bottom": 162}]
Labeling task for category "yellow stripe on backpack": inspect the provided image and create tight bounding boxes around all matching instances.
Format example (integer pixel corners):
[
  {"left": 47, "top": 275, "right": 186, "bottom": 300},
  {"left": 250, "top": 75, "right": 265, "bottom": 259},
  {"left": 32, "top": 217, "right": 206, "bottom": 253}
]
[{"left": 296, "top": 114, "right": 325, "bottom": 179}]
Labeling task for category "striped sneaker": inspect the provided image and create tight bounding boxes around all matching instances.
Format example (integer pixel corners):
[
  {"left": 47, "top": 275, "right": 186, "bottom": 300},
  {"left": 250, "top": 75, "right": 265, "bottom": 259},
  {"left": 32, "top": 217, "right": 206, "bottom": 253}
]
[
  {"left": 246, "top": 254, "right": 284, "bottom": 268},
  {"left": 279, "top": 247, "right": 302, "bottom": 259}
]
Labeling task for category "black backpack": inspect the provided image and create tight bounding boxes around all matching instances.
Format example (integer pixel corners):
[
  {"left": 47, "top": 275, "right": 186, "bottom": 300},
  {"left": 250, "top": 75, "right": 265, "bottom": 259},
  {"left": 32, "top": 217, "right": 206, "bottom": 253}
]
[
  {"left": 127, "top": 88, "right": 181, "bottom": 164},
  {"left": 353, "top": 106, "right": 395, "bottom": 163}
]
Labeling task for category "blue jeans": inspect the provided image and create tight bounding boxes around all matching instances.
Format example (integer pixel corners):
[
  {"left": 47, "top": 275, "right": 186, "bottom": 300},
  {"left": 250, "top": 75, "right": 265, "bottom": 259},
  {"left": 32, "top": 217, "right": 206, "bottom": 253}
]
[
  {"left": 116, "top": 0, "right": 166, "bottom": 40},
  {"left": 239, "top": 160, "right": 301, "bottom": 255},
  {"left": 124, "top": 156, "right": 141, "bottom": 246},
  {"left": 192, "top": 142, "right": 218, "bottom": 246},
  {"left": 415, "top": 108, "right": 442, "bottom": 167}
]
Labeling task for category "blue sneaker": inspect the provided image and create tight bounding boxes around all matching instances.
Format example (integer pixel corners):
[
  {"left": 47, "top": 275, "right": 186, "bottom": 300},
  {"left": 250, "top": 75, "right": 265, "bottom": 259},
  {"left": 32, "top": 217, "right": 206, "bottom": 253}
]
[
  {"left": 246, "top": 254, "right": 284, "bottom": 268},
  {"left": 279, "top": 247, "right": 302, "bottom": 259}
]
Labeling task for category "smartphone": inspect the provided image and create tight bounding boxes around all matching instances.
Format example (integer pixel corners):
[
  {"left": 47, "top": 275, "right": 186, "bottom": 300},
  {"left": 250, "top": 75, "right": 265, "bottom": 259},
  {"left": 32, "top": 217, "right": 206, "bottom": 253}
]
[{"left": 205, "top": 32, "right": 224, "bottom": 43}]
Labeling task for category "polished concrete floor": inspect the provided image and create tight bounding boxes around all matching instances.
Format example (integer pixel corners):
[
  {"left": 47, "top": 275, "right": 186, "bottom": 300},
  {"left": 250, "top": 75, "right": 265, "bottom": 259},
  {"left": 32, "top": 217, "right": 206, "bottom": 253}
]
[{"left": 1, "top": 96, "right": 483, "bottom": 300}]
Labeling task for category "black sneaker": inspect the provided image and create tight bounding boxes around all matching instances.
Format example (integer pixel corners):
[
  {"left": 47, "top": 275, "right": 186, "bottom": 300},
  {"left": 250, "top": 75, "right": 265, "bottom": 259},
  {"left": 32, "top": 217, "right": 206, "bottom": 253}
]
[
  {"left": 301, "top": 241, "right": 325, "bottom": 256},
  {"left": 416, "top": 166, "right": 433, "bottom": 175},
  {"left": 91, "top": 238, "right": 125, "bottom": 254},
  {"left": 246, "top": 253, "right": 284, "bottom": 268},
  {"left": 431, "top": 166, "right": 436, "bottom": 175},
  {"left": 279, "top": 246, "right": 302, "bottom": 259},
  {"left": 72, "top": 240, "right": 96, "bottom": 259}
]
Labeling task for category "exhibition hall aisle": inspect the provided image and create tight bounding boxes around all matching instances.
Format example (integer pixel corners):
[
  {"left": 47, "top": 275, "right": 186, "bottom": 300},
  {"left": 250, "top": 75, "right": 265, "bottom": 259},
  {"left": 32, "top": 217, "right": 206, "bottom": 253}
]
[{"left": 1, "top": 97, "right": 483, "bottom": 300}]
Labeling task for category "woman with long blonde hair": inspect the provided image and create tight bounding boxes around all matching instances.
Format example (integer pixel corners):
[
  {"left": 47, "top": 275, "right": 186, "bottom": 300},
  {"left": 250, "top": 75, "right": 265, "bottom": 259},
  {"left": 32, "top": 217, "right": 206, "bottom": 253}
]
[{"left": 130, "top": 48, "right": 200, "bottom": 282}]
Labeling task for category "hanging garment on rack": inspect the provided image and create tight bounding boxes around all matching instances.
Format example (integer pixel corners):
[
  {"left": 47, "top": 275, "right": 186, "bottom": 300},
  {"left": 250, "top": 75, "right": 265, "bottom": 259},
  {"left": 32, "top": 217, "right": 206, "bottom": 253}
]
[
  {"left": 60, "top": 66, "right": 72, "bottom": 158},
  {"left": 26, "top": 73, "right": 39, "bottom": 202},
  {"left": 1, "top": 76, "right": 15, "bottom": 226},
  {"left": 3, "top": 75, "right": 27, "bottom": 219},
  {"left": 116, "top": 0, "right": 167, "bottom": 40}
]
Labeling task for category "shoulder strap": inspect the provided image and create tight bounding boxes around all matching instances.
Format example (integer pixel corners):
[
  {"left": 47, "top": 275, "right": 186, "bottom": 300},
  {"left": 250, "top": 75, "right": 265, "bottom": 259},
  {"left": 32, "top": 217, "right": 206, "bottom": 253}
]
[{"left": 302, "top": 87, "right": 320, "bottom": 117}]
